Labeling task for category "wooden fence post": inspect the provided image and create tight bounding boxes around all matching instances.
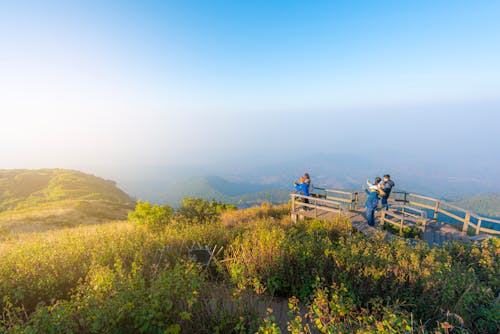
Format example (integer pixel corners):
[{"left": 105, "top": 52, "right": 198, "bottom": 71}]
[
  {"left": 462, "top": 211, "right": 471, "bottom": 236},
  {"left": 400, "top": 214, "right": 404, "bottom": 235},
  {"left": 314, "top": 198, "right": 318, "bottom": 218},
  {"left": 475, "top": 219, "right": 482, "bottom": 235},
  {"left": 434, "top": 201, "right": 440, "bottom": 220},
  {"left": 380, "top": 209, "right": 386, "bottom": 226}
]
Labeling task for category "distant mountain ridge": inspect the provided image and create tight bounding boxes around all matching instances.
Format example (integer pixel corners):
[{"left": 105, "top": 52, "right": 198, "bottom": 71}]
[
  {"left": 97, "top": 153, "right": 500, "bottom": 205},
  {"left": 159, "top": 175, "right": 289, "bottom": 207}
]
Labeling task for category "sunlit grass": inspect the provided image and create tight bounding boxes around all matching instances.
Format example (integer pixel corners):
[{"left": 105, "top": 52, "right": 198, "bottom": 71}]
[{"left": 0, "top": 203, "right": 498, "bottom": 333}]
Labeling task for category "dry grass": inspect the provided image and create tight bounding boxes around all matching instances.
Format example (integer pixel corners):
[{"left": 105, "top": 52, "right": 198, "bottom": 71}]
[
  {"left": 220, "top": 202, "right": 291, "bottom": 227},
  {"left": 0, "top": 200, "right": 133, "bottom": 235}
]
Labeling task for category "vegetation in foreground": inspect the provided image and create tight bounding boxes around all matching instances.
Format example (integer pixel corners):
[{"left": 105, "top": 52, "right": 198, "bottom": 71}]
[{"left": 0, "top": 199, "right": 498, "bottom": 333}]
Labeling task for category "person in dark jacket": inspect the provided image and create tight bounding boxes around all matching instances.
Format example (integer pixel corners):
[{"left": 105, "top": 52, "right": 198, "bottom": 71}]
[
  {"left": 364, "top": 185, "right": 380, "bottom": 226},
  {"left": 380, "top": 174, "right": 395, "bottom": 210}
]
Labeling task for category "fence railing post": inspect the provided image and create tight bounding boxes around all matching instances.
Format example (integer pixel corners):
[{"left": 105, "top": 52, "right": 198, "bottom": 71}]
[
  {"left": 314, "top": 198, "right": 318, "bottom": 218},
  {"left": 434, "top": 201, "right": 440, "bottom": 220},
  {"left": 476, "top": 219, "right": 482, "bottom": 235},
  {"left": 462, "top": 211, "right": 471, "bottom": 236},
  {"left": 291, "top": 195, "right": 295, "bottom": 213},
  {"left": 400, "top": 213, "right": 404, "bottom": 236}
]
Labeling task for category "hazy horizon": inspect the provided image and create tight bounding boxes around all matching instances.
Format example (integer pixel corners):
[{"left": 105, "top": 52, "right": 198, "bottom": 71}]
[{"left": 1, "top": 1, "right": 499, "bottom": 183}]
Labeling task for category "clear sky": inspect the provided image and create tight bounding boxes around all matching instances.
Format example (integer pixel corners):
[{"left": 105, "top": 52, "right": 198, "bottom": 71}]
[{"left": 1, "top": 0, "right": 499, "bottom": 171}]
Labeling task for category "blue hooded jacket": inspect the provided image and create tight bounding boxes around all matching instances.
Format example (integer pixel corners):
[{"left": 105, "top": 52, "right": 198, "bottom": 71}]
[
  {"left": 295, "top": 182, "right": 310, "bottom": 196},
  {"left": 365, "top": 188, "right": 379, "bottom": 209}
]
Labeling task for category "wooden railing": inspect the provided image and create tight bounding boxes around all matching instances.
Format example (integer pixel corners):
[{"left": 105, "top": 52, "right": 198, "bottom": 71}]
[
  {"left": 291, "top": 188, "right": 500, "bottom": 236},
  {"left": 290, "top": 193, "right": 344, "bottom": 220},
  {"left": 358, "top": 190, "right": 500, "bottom": 236},
  {"left": 311, "top": 187, "right": 359, "bottom": 210},
  {"left": 379, "top": 205, "right": 427, "bottom": 235}
]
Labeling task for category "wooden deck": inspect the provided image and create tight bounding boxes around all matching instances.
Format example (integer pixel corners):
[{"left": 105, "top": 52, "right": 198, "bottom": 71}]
[{"left": 291, "top": 190, "right": 497, "bottom": 247}]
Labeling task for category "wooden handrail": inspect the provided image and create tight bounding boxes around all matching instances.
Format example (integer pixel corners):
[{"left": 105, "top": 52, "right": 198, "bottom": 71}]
[
  {"left": 292, "top": 193, "right": 342, "bottom": 206},
  {"left": 408, "top": 193, "right": 439, "bottom": 202},
  {"left": 323, "top": 189, "right": 353, "bottom": 196},
  {"left": 470, "top": 213, "right": 500, "bottom": 224},
  {"left": 295, "top": 188, "right": 500, "bottom": 236},
  {"left": 290, "top": 193, "right": 343, "bottom": 220}
]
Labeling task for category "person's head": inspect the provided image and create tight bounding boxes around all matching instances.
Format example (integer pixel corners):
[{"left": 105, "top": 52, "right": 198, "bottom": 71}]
[
  {"left": 383, "top": 174, "right": 390, "bottom": 182},
  {"left": 304, "top": 173, "right": 310, "bottom": 180},
  {"left": 375, "top": 177, "right": 382, "bottom": 184}
]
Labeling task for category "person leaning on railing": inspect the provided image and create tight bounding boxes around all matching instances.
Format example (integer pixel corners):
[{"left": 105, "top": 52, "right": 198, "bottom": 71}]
[
  {"left": 364, "top": 182, "right": 385, "bottom": 226},
  {"left": 294, "top": 176, "right": 310, "bottom": 204}
]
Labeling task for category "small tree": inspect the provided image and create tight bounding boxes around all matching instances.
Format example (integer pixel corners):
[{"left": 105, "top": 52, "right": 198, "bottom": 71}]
[
  {"left": 128, "top": 200, "right": 173, "bottom": 230},
  {"left": 177, "top": 198, "right": 235, "bottom": 224}
]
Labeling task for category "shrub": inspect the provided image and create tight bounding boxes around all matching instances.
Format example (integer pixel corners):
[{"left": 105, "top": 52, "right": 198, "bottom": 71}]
[
  {"left": 177, "top": 198, "right": 235, "bottom": 225},
  {"left": 128, "top": 200, "right": 174, "bottom": 230},
  {"left": 227, "top": 219, "right": 348, "bottom": 299},
  {"left": 382, "top": 222, "right": 422, "bottom": 239},
  {"left": 287, "top": 285, "right": 413, "bottom": 333},
  {"left": 0, "top": 222, "right": 163, "bottom": 314},
  {"left": 9, "top": 262, "right": 203, "bottom": 333}
]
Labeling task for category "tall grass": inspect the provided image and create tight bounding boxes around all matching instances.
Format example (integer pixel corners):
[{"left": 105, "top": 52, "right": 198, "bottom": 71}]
[{"left": 0, "top": 203, "right": 497, "bottom": 333}]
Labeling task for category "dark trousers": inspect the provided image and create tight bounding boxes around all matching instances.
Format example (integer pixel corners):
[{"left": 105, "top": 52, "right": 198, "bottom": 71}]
[
  {"left": 381, "top": 196, "right": 389, "bottom": 210},
  {"left": 366, "top": 207, "right": 375, "bottom": 226}
]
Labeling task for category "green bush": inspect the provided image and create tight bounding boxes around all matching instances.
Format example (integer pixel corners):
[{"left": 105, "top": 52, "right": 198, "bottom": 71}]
[
  {"left": 9, "top": 262, "right": 204, "bottom": 334},
  {"left": 176, "top": 198, "right": 235, "bottom": 225},
  {"left": 287, "top": 285, "right": 413, "bottom": 333},
  {"left": 0, "top": 222, "right": 163, "bottom": 313},
  {"left": 382, "top": 222, "right": 422, "bottom": 239},
  {"left": 128, "top": 200, "right": 174, "bottom": 230},
  {"left": 227, "top": 219, "right": 348, "bottom": 299}
]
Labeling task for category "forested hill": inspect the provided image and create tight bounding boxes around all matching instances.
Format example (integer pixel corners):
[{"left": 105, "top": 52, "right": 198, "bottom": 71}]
[
  {"left": 0, "top": 169, "right": 134, "bottom": 233},
  {"left": 159, "top": 175, "right": 290, "bottom": 207},
  {"left": 449, "top": 193, "right": 500, "bottom": 218}
]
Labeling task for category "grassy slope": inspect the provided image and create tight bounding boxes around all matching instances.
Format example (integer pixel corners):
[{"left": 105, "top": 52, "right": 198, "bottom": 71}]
[{"left": 0, "top": 169, "right": 134, "bottom": 233}]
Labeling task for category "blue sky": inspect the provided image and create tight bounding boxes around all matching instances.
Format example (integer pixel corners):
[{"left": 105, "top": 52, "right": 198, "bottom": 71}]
[{"left": 1, "top": 0, "right": 499, "bottom": 169}]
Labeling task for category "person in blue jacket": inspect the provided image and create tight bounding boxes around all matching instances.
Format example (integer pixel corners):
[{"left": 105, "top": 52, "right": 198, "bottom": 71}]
[
  {"left": 364, "top": 182, "right": 381, "bottom": 226},
  {"left": 294, "top": 176, "right": 310, "bottom": 207},
  {"left": 294, "top": 177, "right": 310, "bottom": 196}
]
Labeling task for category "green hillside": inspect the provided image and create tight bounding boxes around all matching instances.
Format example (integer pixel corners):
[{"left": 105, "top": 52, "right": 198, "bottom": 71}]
[
  {"left": 0, "top": 169, "right": 134, "bottom": 234},
  {"left": 450, "top": 193, "right": 500, "bottom": 218}
]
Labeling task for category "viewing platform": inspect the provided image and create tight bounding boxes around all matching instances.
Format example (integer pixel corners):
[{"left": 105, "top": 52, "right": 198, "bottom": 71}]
[{"left": 290, "top": 188, "right": 500, "bottom": 247}]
